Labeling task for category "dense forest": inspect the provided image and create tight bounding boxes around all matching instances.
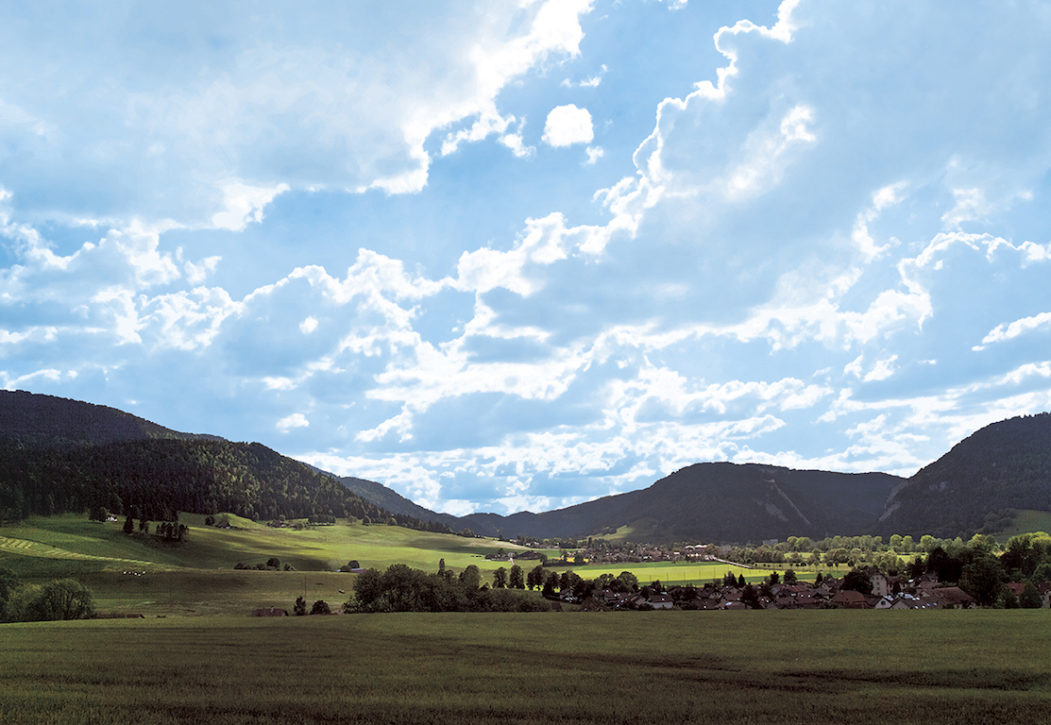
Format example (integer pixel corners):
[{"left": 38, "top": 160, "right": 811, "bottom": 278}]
[
  {"left": 0, "top": 391, "right": 451, "bottom": 533},
  {"left": 0, "top": 436, "right": 453, "bottom": 533},
  {"left": 877, "top": 413, "right": 1051, "bottom": 537}
]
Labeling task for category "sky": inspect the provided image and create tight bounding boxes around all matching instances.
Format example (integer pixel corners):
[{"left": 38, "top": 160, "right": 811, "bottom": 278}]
[{"left": 2, "top": 1, "right": 1051, "bottom": 516}]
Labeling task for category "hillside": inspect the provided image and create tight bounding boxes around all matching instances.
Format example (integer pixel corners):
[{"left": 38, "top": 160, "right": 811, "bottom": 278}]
[
  {"left": 876, "top": 413, "right": 1051, "bottom": 538},
  {"left": 6, "top": 389, "right": 1051, "bottom": 543},
  {"left": 0, "top": 390, "right": 447, "bottom": 533},
  {"left": 456, "top": 463, "right": 901, "bottom": 543},
  {"left": 339, "top": 476, "right": 460, "bottom": 529},
  {"left": 0, "top": 389, "right": 205, "bottom": 448}
]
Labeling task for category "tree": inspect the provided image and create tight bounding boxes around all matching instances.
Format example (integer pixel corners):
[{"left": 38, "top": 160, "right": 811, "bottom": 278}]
[
  {"left": 122, "top": 515, "right": 135, "bottom": 534},
  {"left": 768, "top": 572, "right": 780, "bottom": 585},
  {"left": 266, "top": 557, "right": 281, "bottom": 570},
  {"left": 459, "top": 565, "right": 481, "bottom": 591},
  {"left": 968, "top": 533, "right": 996, "bottom": 555},
  {"left": 6, "top": 579, "right": 94, "bottom": 621},
  {"left": 437, "top": 558, "right": 446, "bottom": 576},
  {"left": 293, "top": 595, "right": 307, "bottom": 616},
  {"left": 782, "top": 569, "right": 797, "bottom": 585},
  {"left": 960, "top": 556, "right": 1006, "bottom": 606},
  {"left": 347, "top": 560, "right": 360, "bottom": 570},
  {"left": 841, "top": 569, "right": 872, "bottom": 594},
  {"left": 0, "top": 567, "right": 18, "bottom": 615},
  {"left": 310, "top": 599, "right": 331, "bottom": 615},
  {"left": 527, "top": 565, "right": 545, "bottom": 590},
  {"left": 542, "top": 571, "right": 560, "bottom": 598},
  {"left": 492, "top": 567, "right": 508, "bottom": 589},
  {"left": 509, "top": 565, "right": 524, "bottom": 590},
  {"left": 1019, "top": 582, "right": 1044, "bottom": 609},
  {"left": 741, "top": 584, "right": 760, "bottom": 609},
  {"left": 615, "top": 571, "right": 638, "bottom": 592}
]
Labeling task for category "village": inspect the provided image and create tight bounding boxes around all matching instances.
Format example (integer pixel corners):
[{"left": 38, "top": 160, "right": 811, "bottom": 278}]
[{"left": 566, "top": 569, "right": 1051, "bottom": 611}]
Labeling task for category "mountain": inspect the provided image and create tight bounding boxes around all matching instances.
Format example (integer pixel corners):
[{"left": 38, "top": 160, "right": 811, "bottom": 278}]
[
  {"left": 339, "top": 476, "right": 461, "bottom": 529},
  {"left": 0, "top": 389, "right": 206, "bottom": 447},
  {"left": 876, "top": 413, "right": 1051, "bottom": 538},
  {"left": 6, "top": 389, "right": 1050, "bottom": 543},
  {"left": 453, "top": 463, "right": 902, "bottom": 543},
  {"left": 0, "top": 390, "right": 448, "bottom": 533}
]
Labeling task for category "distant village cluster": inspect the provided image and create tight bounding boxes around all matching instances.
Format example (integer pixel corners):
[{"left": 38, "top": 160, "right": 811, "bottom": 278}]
[{"left": 576, "top": 570, "right": 1046, "bottom": 611}]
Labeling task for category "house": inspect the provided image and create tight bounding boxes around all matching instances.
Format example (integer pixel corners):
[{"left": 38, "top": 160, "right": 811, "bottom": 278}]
[
  {"left": 647, "top": 593, "right": 674, "bottom": 610},
  {"left": 831, "top": 590, "right": 869, "bottom": 609},
  {"left": 931, "top": 586, "right": 976, "bottom": 609},
  {"left": 870, "top": 572, "right": 890, "bottom": 597}
]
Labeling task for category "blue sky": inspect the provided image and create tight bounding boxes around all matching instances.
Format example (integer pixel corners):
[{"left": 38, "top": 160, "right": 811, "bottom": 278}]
[{"left": 2, "top": 1, "right": 1051, "bottom": 515}]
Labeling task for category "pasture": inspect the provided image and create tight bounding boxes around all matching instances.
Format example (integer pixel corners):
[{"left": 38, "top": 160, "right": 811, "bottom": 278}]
[
  {"left": 2, "top": 610, "right": 1050, "bottom": 724},
  {"left": 0, "top": 513, "right": 513, "bottom": 576},
  {"left": 0, "top": 515, "right": 841, "bottom": 615}
]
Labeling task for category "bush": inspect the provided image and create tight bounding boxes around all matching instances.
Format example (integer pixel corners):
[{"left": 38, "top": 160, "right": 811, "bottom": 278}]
[
  {"left": 310, "top": 599, "right": 331, "bottom": 615},
  {"left": 4, "top": 579, "right": 94, "bottom": 622},
  {"left": 293, "top": 596, "right": 307, "bottom": 616}
]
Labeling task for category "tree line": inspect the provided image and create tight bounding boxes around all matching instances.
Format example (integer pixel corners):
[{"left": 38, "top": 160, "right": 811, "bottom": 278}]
[{"left": 0, "top": 568, "right": 95, "bottom": 622}]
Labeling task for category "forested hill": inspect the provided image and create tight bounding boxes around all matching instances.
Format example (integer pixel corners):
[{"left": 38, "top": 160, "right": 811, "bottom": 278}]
[
  {"left": 0, "top": 389, "right": 204, "bottom": 447},
  {"left": 454, "top": 463, "right": 902, "bottom": 543},
  {"left": 0, "top": 390, "right": 450, "bottom": 533},
  {"left": 339, "top": 476, "right": 461, "bottom": 529},
  {"left": 876, "top": 413, "right": 1051, "bottom": 538}
]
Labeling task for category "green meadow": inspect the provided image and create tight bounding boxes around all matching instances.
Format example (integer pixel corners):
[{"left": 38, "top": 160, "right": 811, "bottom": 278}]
[
  {"left": 0, "top": 515, "right": 852, "bottom": 616},
  {"left": 2, "top": 611, "right": 1050, "bottom": 724}
]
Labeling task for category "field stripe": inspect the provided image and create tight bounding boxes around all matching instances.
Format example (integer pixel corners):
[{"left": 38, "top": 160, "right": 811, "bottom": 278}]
[{"left": 0, "top": 534, "right": 153, "bottom": 565}]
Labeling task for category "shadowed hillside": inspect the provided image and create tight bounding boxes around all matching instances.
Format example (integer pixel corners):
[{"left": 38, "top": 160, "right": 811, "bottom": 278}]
[
  {"left": 0, "top": 391, "right": 448, "bottom": 533},
  {"left": 877, "top": 413, "right": 1051, "bottom": 538},
  {"left": 454, "top": 463, "right": 901, "bottom": 543}
]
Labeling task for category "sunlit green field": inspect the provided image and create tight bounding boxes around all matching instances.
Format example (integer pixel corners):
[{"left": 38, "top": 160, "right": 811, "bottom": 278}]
[
  {"left": 0, "top": 515, "right": 850, "bottom": 616},
  {"left": 555, "top": 560, "right": 779, "bottom": 585},
  {"left": 0, "top": 513, "right": 515, "bottom": 576},
  {"left": 2, "top": 610, "right": 1049, "bottom": 724}
]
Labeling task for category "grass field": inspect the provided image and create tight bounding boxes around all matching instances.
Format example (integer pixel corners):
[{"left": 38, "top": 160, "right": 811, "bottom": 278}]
[
  {"left": 0, "top": 515, "right": 853, "bottom": 616},
  {"left": 553, "top": 560, "right": 781, "bottom": 585},
  {"left": 2, "top": 610, "right": 1050, "bottom": 724},
  {"left": 994, "top": 509, "right": 1051, "bottom": 541}
]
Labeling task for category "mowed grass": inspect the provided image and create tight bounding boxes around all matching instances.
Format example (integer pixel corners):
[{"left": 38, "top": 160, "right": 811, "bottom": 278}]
[
  {"left": 994, "top": 509, "right": 1051, "bottom": 541},
  {"left": 558, "top": 560, "right": 783, "bottom": 585},
  {"left": 0, "top": 513, "right": 520, "bottom": 576},
  {"left": 2, "top": 610, "right": 1050, "bottom": 724}
]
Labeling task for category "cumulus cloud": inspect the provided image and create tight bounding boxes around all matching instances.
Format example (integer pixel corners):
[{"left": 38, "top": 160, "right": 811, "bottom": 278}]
[
  {"left": 542, "top": 104, "right": 595, "bottom": 147},
  {"left": 276, "top": 413, "right": 310, "bottom": 433},
  {"left": 3, "top": 1, "right": 1051, "bottom": 516}
]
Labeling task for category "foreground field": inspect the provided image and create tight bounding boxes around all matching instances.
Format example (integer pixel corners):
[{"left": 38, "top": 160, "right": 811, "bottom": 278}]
[{"left": 2, "top": 610, "right": 1050, "bottom": 724}]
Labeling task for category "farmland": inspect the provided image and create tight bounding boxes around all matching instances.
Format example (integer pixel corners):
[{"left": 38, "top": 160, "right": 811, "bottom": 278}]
[
  {"left": 0, "top": 514, "right": 799, "bottom": 616},
  {"left": 2, "top": 610, "right": 1050, "bottom": 724}
]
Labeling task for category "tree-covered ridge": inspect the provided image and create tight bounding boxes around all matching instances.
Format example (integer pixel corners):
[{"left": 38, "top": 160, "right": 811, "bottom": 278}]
[
  {"left": 0, "top": 390, "right": 451, "bottom": 532},
  {"left": 0, "top": 434, "right": 451, "bottom": 533},
  {"left": 0, "top": 389, "right": 202, "bottom": 449},
  {"left": 453, "top": 463, "right": 901, "bottom": 543},
  {"left": 878, "top": 413, "right": 1051, "bottom": 538}
]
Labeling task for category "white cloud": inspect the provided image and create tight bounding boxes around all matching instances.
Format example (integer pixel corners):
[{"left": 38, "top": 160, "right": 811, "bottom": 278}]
[
  {"left": 299, "top": 317, "right": 319, "bottom": 334},
  {"left": 542, "top": 104, "right": 595, "bottom": 147},
  {"left": 276, "top": 413, "right": 310, "bottom": 432},
  {"left": 210, "top": 182, "right": 290, "bottom": 232},
  {"left": 976, "top": 311, "right": 1051, "bottom": 350}
]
